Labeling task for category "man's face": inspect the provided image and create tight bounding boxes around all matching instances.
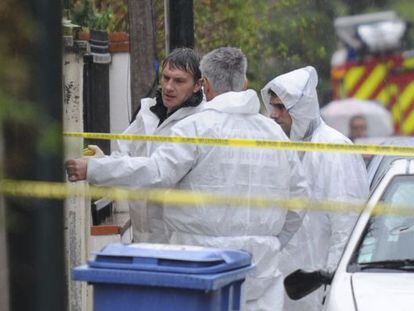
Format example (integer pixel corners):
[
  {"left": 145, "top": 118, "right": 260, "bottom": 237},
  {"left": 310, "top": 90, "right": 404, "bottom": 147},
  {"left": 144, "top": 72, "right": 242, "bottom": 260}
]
[
  {"left": 269, "top": 95, "right": 292, "bottom": 136},
  {"left": 350, "top": 117, "right": 367, "bottom": 140},
  {"left": 161, "top": 63, "right": 201, "bottom": 112}
]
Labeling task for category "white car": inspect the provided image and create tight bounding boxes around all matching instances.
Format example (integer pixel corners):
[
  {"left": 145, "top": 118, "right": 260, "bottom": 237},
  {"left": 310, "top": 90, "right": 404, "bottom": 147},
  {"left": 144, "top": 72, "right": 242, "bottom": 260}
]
[{"left": 285, "top": 139, "right": 414, "bottom": 311}]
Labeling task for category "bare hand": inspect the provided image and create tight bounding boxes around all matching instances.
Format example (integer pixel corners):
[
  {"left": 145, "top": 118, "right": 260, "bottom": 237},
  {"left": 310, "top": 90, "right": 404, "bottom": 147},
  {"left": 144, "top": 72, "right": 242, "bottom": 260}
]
[{"left": 65, "top": 158, "right": 88, "bottom": 182}]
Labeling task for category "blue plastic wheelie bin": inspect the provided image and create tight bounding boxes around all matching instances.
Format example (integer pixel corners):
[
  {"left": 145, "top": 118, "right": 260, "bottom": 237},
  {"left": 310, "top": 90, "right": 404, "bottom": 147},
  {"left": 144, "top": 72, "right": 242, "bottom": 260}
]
[{"left": 72, "top": 243, "right": 254, "bottom": 311}]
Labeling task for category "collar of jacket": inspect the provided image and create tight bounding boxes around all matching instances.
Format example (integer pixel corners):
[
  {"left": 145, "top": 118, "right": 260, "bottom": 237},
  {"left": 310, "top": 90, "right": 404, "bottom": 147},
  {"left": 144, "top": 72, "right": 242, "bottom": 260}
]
[
  {"left": 203, "top": 89, "right": 260, "bottom": 114},
  {"left": 150, "top": 89, "right": 204, "bottom": 126}
]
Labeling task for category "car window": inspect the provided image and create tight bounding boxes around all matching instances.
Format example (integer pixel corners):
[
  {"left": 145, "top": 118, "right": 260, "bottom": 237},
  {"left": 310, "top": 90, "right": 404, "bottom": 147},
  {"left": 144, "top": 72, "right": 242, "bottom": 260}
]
[{"left": 354, "top": 175, "right": 414, "bottom": 264}]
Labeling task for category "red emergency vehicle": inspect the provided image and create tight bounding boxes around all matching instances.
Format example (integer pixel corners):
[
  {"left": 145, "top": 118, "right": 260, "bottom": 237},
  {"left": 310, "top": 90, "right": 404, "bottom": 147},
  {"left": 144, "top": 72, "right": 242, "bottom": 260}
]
[{"left": 331, "top": 11, "right": 414, "bottom": 135}]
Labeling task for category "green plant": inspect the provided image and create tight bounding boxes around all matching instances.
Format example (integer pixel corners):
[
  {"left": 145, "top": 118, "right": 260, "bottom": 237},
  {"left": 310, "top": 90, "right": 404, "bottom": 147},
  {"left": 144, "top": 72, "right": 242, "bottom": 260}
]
[{"left": 69, "top": 0, "right": 128, "bottom": 32}]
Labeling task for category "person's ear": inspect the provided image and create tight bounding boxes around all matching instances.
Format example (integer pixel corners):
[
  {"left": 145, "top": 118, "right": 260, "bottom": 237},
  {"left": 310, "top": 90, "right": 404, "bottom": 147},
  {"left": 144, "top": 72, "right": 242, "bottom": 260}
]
[
  {"left": 243, "top": 79, "right": 248, "bottom": 90},
  {"left": 193, "top": 78, "right": 203, "bottom": 93},
  {"left": 203, "top": 77, "right": 214, "bottom": 101},
  {"left": 202, "top": 77, "right": 209, "bottom": 93}
]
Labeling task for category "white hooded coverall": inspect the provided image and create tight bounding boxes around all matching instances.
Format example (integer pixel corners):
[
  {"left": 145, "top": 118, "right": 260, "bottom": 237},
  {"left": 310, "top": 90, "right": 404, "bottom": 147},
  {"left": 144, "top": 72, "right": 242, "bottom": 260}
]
[
  {"left": 261, "top": 66, "right": 369, "bottom": 311},
  {"left": 87, "top": 89, "right": 309, "bottom": 311},
  {"left": 110, "top": 92, "right": 204, "bottom": 242}
]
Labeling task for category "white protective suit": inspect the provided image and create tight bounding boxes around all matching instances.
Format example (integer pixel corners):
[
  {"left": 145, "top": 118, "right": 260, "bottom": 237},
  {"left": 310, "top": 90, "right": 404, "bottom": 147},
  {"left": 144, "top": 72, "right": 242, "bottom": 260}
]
[
  {"left": 112, "top": 91, "right": 204, "bottom": 242},
  {"left": 87, "top": 89, "right": 309, "bottom": 311},
  {"left": 261, "top": 66, "right": 369, "bottom": 311}
]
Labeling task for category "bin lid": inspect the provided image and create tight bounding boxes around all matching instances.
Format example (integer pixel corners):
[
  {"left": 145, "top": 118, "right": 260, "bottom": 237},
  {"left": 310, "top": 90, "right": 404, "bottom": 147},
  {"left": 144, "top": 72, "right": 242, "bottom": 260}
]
[{"left": 88, "top": 243, "right": 252, "bottom": 274}]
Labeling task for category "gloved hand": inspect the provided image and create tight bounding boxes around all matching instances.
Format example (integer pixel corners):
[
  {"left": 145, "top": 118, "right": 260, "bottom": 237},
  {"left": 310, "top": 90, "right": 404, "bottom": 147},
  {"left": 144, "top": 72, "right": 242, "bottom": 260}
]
[{"left": 83, "top": 145, "right": 105, "bottom": 157}]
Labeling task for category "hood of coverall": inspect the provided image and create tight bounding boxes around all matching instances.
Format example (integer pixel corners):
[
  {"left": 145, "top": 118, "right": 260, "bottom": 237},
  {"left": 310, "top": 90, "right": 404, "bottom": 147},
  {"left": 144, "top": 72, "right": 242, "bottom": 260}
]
[
  {"left": 203, "top": 89, "right": 261, "bottom": 114},
  {"left": 261, "top": 66, "right": 321, "bottom": 141}
]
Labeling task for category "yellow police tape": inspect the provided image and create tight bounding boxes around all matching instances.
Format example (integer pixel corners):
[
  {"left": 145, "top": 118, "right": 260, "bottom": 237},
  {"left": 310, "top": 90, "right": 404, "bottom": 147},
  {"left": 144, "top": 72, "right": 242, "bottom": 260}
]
[
  {"left": 1, "top": 179, "right": 413, "bottom": 216},
  {"left": 64, "top": 132, "right": 414, "bottom": 156}
]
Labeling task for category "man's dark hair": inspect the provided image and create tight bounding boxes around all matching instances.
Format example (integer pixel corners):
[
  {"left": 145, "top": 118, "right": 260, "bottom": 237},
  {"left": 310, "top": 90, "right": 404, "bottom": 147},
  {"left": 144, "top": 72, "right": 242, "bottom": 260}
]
[
  {"left": 268, "top": 89, "right": 277, "bottom": 97},
  {"left": 162, "top": 48, "right": 201, "bottom": 82}
]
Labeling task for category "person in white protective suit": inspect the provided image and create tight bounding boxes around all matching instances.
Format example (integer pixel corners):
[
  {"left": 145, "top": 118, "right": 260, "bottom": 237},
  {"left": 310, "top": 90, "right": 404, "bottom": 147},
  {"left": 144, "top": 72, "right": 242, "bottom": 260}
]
[
  {"left": 261, "top": 66, "right": 369, "bottom": 311},
  {"left": 66, "top": 47, "right": 309, "bottom": 311},
  {"left": 82, "top": 48, "right": 204, "bottom": 243}
]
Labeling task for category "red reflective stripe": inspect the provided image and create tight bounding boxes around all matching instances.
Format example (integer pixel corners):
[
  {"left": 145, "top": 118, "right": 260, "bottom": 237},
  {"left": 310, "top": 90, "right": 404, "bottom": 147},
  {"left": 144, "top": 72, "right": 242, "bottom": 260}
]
[
  {"left": 348, "top": 65, "right": 376, "bottom": 97},
  {"left": 402, "top": 101, "right": 414, "bottom": 122},
  {"left": 371, "top": 79, "right": 387, "bottom": 100},
  {"left": 389, "top": 90, "right": 401, "bottom": 134},
  {"left": 389, "top": 72, "right": 414, "bottom": 85}
]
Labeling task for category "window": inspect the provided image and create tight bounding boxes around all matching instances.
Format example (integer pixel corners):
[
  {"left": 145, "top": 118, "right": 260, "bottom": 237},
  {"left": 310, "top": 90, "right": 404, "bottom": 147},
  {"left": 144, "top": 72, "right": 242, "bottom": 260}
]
[{"left": 354, "top": 175, "right": 414, "bottom": 264}]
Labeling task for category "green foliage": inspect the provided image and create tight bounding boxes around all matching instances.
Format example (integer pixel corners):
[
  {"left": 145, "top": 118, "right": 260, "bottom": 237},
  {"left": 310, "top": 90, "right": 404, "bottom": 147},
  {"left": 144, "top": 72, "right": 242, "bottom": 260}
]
[
  {"left": 0, "top": 0, "right": 62, "bottom": 164},
  {"left": 0, "top": 0, "right": 34, "bottom": 100},
  {"left": 195, "top": 0, "right": 269, "bottom": 90},
  {"left": 77, "top": 0, "right": 412, "bottom": 101},
  {"left": 193, "top": 0, "right": 414, "bottom": 103},
  {"left": 390, "top": 0, "right": 414, "bottom": 47},
  {"left": 154, "top": 0, "right": 166, "bottom": 62},
  {"left": 194, "top": 0, "right": 338, "bottom": 98},
  {"left": 69, "top": 0, "right": 128, "bottom": 32}
]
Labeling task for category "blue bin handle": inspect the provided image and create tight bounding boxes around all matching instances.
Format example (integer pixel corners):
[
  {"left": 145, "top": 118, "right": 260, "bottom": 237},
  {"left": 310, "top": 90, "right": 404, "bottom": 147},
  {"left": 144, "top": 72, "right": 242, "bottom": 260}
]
[{"left": 88, "top": 244, "right": 252, "bottom": 275}]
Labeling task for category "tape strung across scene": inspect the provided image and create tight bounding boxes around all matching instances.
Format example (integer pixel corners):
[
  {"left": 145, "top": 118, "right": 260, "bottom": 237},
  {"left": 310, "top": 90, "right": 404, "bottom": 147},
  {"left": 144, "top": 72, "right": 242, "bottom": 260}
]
[
  {"left": 64, "top": 132, "right": 414, "bottom": 156},
  {"left": 1, "top": 179, "right": 413, "bottom": 217}
]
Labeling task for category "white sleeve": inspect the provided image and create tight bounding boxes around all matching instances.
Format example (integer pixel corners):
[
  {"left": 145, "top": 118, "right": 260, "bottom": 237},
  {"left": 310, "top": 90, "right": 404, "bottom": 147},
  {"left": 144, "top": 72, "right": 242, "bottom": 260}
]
[
  {"left": 277, "top": 150, "right": 309, "bottom": 247},
  {"left": 277, "top": 210, "right": 304, "bottom": 248},
  {"left": 87, "top": 122, "right": 198, "bottom": 188}
]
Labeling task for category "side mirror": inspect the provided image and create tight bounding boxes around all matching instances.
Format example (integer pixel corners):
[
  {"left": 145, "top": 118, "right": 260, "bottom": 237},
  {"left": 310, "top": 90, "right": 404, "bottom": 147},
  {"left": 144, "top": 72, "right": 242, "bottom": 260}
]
[{"left": 284, "top": 269, "right": 334, "bottom": 300}]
